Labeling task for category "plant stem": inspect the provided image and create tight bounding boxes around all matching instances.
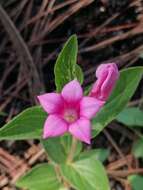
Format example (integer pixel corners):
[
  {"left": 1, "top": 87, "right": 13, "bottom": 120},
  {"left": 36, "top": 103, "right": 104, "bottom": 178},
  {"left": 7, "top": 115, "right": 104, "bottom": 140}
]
[
  {"left": 54, "top": 137, "right": 78, "bottom": 190},
  {"left": 55, "top": 164, "right": 71, "bottom": 190},
  {"left": 67, "top": 137, "right": 78, "bottom": 163}
]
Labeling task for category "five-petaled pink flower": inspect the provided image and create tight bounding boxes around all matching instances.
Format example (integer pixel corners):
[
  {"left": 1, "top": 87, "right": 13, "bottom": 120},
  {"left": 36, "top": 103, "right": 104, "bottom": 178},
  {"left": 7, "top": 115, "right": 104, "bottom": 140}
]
[{"left": 38, "top": 63, "right": 119, "bottom": 144}]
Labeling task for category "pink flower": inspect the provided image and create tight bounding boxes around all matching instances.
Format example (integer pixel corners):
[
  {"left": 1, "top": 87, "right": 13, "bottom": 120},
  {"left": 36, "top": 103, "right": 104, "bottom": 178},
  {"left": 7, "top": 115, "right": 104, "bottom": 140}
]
[
  {"left": 89, "top": 63, "right": 119, "bottom": 101},
  {"left": 37, "top": 80, "right": 104, "bottom": 144}
]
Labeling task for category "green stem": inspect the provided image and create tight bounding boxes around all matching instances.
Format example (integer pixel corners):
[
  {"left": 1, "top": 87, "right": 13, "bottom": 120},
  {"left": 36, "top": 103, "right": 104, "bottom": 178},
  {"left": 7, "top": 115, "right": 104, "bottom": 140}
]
[
  {"left": 67, "top": 137, "right": 78, "bottom": 163},
  {"left": 55, "top": 164, "right": 71, "bottom": 190},
  {"left": 54, "top": 137, "right": 78, "bottom": 189}
]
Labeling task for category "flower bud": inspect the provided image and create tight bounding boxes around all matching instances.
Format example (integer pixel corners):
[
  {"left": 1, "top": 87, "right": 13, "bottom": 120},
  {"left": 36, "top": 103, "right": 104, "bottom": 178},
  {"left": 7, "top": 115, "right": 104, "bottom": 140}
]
[{"left": 89, "top": 63, "right": 119, "bottom": 101}]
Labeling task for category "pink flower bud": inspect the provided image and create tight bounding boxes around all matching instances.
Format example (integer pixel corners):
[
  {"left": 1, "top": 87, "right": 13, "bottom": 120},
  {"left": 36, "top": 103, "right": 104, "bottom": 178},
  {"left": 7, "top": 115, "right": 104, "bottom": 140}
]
[{"left": 89, "top": 63, "right": 119, "bottom": 101}]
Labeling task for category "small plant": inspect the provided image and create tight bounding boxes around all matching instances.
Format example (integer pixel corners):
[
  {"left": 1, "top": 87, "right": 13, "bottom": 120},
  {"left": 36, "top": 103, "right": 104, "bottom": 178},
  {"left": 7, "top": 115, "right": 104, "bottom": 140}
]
[{"left": 0, "top": 35, "right": 143, "bottom": 190}]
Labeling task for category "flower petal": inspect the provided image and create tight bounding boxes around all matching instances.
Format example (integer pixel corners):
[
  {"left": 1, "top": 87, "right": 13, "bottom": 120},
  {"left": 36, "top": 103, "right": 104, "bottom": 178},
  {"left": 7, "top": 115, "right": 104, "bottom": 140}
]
[
  {"left": 43, "top": 115, "right": 68, "bottom": 138},
  {"left": 90, "top": 63, "right": 119, "bottom": 101},
  {"left": 37, "top": 93, "right": 63, "bottom": 114},
  {"left": 69, "top": 117, "right": 91, "bottom": 144},
  {"left": 61, "top": 80, "right": 83, "bottom": 102},
  {"left": 80, "top": 97, "right": 105, "bottom": 119}
]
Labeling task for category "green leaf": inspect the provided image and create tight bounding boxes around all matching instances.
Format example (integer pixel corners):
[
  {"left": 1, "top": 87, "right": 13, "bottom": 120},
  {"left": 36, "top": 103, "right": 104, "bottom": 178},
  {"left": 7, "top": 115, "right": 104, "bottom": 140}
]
[
  {"left": 92, "top": 67, "right": 143, "bottom": 137},
  {"left": 42, "top": 135, "right": 82, "bottom": 164},
  {"left": 77, "top": 149, "right": 109, "bottom": 162},
  {"left": 54, "top": 35, "right": 83, "bottom": 92},
  {"left": 116, "top": 107, "right": 143, "bottom": 127},
  {"left": 61, "top": 157, "right": 110, "bottom": 190},
  {"left": 0, "top": 106, "right": 47, "bottom": 140},
  {"left": 16, "top": 163, "right": 61, "bottom": 190},
  {"left": 132, "top": 138, "right": 143, "bottom": 158},
  {"left": 128, "top": 175, "right": 143, "bottom": 190},
  {"left": 75, "top": 64, "right": 84, "bottom": 84},
  {"left": 84, "top": 85, "right": 92, "bottom": 96}
]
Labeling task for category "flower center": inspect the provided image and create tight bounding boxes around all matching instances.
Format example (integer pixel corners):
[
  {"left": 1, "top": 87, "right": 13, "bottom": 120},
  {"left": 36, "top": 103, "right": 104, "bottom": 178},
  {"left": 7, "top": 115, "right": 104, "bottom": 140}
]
[{"left": 64, "top": 109, "right": 78, "bottom": 123}]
